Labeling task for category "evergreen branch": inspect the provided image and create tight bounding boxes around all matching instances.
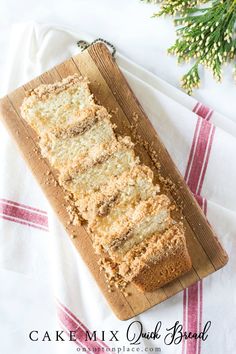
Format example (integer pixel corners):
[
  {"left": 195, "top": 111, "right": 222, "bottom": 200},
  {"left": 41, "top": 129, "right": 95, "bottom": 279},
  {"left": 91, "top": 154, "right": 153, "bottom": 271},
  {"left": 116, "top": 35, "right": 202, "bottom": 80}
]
[
  {"left": 142, "top": 0, "right": 236, "bottom": 94},
  {"left": 154, "top": 0, "right": 208, "bottom": 16}
]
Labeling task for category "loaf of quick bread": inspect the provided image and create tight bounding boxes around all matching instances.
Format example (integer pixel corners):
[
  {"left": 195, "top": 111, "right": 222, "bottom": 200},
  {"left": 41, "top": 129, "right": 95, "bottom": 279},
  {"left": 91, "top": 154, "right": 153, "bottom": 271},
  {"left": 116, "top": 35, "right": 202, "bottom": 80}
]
[{"left": 21, "top": 74, "right": 192, "bottom": 293}]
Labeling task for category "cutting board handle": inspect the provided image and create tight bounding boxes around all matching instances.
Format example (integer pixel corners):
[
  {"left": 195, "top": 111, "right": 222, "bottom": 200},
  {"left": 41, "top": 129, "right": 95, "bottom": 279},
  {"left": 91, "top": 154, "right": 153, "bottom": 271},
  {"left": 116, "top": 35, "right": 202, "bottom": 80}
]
[{"left": 77, "top": 38, "right": 116, "bottom": 58}]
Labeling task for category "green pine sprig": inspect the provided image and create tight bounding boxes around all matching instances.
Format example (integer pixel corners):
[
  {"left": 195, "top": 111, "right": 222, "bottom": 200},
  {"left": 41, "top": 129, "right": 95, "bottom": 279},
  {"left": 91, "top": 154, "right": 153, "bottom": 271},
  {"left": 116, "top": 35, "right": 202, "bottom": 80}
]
[
  {"left": 155, "top": 0, "right": 208, "bottom": 16},
  {"left": 143, "top": 0, "right": 236, "bottom": 95}
]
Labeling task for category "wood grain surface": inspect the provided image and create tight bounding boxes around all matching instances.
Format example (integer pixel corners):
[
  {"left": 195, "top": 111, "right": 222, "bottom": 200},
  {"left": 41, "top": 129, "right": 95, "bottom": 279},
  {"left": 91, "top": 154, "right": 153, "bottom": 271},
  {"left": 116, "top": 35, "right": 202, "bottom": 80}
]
[{"left": 0, "top": 43, "right": 228, "bottom": 320}]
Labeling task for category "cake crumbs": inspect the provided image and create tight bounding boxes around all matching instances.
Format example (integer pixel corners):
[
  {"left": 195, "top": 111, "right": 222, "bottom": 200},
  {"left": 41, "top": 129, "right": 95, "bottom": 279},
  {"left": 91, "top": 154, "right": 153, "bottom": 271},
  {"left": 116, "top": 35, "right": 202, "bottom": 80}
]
[
  {"left": 110, "top": 107, "right": 118, "bottom": 115},
  {"left": 99, "top": 256, "right": 129, "bottom": 294},
  {"left": 132, "top": 112, "right": 139, "bottom": 122}
]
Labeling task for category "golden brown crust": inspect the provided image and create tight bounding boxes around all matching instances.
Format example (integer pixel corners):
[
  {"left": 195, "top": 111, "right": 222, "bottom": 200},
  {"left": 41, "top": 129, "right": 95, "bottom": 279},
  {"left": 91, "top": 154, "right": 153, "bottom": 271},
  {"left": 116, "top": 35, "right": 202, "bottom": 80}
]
[
  {"left": 132, "top": 247, "right": 192, "bottom": 292},
  {"left": 24, "top": 74, "right": 88, "bottom": 100},
  {"left": 119, "top": 224, "right": 192, "bottom": 291}
]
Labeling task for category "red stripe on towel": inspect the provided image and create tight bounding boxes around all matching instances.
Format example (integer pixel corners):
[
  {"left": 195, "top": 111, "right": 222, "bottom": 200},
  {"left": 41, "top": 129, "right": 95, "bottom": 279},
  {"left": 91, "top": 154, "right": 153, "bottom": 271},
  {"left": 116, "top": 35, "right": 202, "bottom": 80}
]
[
  {"left": 58, "top": 322, "right": 85, "bottom": 351},
  {"left": 0, "top": 200, "right": 48, "bottom": 230},
  {"left": 186, "top": 119, "right": 215, "bottom": 194},
  {"left": 184, "top": 118, "right": 201, "bottom": 183},
  {"left": 194, "top": 103, "right": 213, "bottom": 121},
  {"left": 186, "top": 283, "right": 199, "bottom": 354},
  {"left": 57, "top": 301, "right": 110, "bottom": 351},
  {"left": 57, "top": 300, "right": 110, "bottom": 349},
  {"left": 192, "top": 102, "right": 200, "bottom": 114},
  {"left": 182, "top": 103, "right": 214, "bottom": 354},
  {"left": 0, "top": 201, "right": 48, "bottom": 227},
  {"left": 197, "top": 280, "right": 203, "bottom": 354},
  {"left": 0, "top": 214, "right": 48, "bottom": 231},
  {"left": 182, "top": 288, "right": 188, "bottom": 354},
  {"left": 196, "top": 125, "right": 215, "bottom": 195},
  {"left": 0, "top": 198, "right": 47, "bottom": 214}
]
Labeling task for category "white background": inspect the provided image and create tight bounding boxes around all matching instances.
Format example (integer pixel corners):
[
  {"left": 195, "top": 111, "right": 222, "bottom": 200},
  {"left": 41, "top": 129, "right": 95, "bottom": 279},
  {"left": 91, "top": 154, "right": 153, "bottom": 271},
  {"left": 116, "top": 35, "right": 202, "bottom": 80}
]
[{"left": 0, "top": 0, "right": 236, "bottom": 121}]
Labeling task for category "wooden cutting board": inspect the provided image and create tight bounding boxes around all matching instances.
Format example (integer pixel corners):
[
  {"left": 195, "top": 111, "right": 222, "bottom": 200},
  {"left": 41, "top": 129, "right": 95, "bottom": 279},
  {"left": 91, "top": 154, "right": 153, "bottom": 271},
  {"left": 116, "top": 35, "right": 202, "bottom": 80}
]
[{"left": 0, "top": 43, "right": 228, "bottom": 320}]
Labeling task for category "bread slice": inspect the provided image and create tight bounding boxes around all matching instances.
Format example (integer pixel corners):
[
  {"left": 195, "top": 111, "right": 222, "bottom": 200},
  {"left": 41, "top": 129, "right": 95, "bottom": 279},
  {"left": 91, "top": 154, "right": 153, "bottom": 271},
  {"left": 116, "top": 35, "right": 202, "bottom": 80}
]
[
  {"left": 21, "top": 74, "right": 94, "bottom": 134},
  {"left": 119, "top": 224, "right": 192, "bottom": 292},
  {"left": 78, "top": 164, "right": 159, "bottom": 221},
  {"left": 59, "top": 136, "right": 139, "bottom": 201},
  {"left": 108, "top": 198, "right": 173, "bottom": 261},
  {"left": 92, "top": 195, "right": 172, "bottom": 261},
  {"left": 39, "top": 108, "right": 116, "bottom": 170}
]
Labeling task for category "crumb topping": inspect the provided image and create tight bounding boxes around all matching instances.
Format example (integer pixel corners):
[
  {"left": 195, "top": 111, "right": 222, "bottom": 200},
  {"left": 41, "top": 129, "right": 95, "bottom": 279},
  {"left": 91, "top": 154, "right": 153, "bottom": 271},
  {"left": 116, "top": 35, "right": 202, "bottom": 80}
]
[{"left": 25, "top": 74, "right": 88, "bottom": 100}]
